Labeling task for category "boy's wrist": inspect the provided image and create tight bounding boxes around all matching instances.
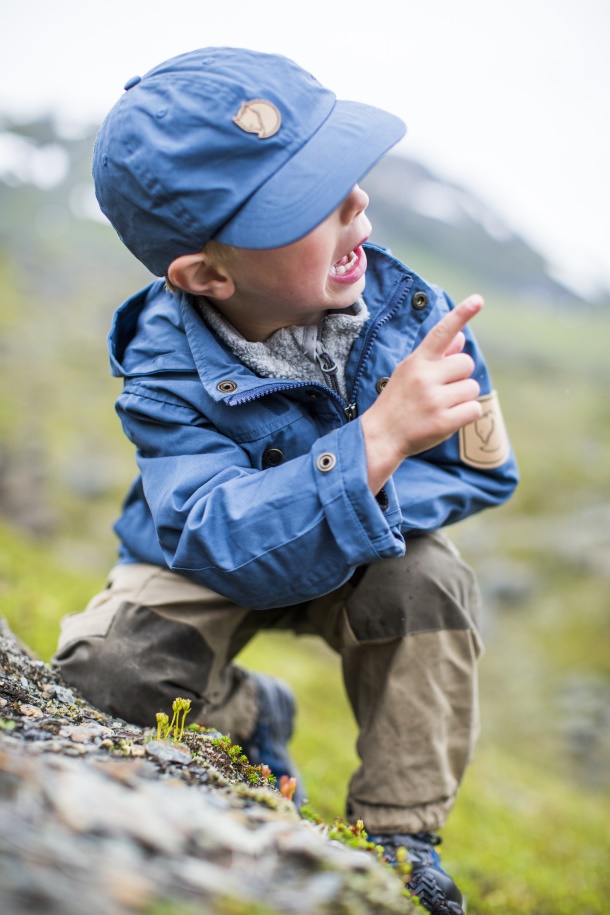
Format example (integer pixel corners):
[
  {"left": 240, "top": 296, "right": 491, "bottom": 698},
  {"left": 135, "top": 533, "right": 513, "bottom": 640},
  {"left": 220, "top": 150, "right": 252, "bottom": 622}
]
[{"left": 360, "top": 409, "right": 406, "bottom": 495}]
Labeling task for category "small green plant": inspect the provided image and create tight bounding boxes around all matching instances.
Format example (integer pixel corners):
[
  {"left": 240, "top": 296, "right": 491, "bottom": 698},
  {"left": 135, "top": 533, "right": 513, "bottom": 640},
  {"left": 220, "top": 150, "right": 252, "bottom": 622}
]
[
  {"left": 300, "top": 805, "right": 420, "bottom": 907},
  {"left": 301, "top": 805, "right": 383, "bottom": 855},
  {"left": 393, "top": 844, "right": 415, "bottom": 886},
  {"left": 155, "top": 712, "right": 169, "bottom": 740},
  {"left": 211, "top": 735, "right": 250, "bottom": 766},
  {"left": 155, "top": 697, "right": 192, "bottom": 742},
  {"left": 328, "top": 817, "right": 381, "bottom": 853}
]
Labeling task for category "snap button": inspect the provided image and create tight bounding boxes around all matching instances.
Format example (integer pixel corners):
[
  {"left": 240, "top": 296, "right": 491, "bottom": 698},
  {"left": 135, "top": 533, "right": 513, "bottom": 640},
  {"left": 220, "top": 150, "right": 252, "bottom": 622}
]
[
  {"left": 217, "top": 380, "right": 237, "bottom": 394},
  {"left": 412, "top": 291, "right": 429, "bottom": 311},
  {"left": 375, "top": 376, "right": 390, "bottom": 394},
  {"left": 123, "top": 75, "right": 142, "bottom": 91},
  {"left": 263, "top": 448, "right": 284, "bottom": 468},
  {"left": 316, "top": 452, "right": 336, "bottom": 472}
]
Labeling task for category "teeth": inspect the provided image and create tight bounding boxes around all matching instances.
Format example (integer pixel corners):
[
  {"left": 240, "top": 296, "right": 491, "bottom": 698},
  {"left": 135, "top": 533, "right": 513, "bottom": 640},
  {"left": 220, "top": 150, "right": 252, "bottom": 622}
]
[{"left": 330, "top": 249, "right": 357, "bottom": 276}]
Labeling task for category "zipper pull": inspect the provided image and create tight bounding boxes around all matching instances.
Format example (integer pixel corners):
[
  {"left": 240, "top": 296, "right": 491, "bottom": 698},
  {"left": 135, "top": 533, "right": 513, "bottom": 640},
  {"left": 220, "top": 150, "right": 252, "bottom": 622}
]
[
  {"left": 316, "top": 349, "right": 342, "bottom": 398},
  {"left": 344, "top": 402, "right": 358, "bottom": 421}
]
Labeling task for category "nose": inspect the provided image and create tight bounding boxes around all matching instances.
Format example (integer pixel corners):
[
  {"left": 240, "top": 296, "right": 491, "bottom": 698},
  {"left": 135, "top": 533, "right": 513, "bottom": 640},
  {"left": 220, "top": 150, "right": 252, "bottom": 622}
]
[{"left": 340, "top": 184, "right": 369, "bottom": 223}]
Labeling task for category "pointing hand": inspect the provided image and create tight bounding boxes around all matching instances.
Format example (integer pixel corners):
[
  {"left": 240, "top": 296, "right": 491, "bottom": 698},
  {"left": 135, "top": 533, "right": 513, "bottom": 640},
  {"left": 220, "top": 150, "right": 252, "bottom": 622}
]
[{"left": 361, "top": 294, "right": 484, "bottom": 492}]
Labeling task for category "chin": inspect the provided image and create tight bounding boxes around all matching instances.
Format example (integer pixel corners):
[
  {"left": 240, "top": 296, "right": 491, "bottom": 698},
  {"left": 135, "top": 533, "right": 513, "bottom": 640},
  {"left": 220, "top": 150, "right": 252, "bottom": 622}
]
[{"left": 329, "top": 276, "right": 366, "bottom": 306}]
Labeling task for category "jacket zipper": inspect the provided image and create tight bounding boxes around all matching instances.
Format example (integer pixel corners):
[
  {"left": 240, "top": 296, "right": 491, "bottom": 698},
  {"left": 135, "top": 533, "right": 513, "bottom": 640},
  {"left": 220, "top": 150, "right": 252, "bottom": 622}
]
[{"left": 346, "top": 274, "right": 413, "bottom": 415}]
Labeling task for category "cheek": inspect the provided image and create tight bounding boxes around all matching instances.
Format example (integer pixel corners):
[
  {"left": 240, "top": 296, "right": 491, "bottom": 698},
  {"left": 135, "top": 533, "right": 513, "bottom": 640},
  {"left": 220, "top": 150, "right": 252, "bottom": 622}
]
[{"left": 296, "top": 231, "right": 332, "bottom": 268}]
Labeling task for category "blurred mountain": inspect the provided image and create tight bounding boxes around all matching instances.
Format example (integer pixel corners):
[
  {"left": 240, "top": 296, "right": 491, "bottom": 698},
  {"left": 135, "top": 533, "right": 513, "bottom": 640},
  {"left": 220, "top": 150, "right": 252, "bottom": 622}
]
[
  {"left": 362, "top": 154, "right": 593, "bottom": 307},
  {"left": 0, "top": 115, "right": 600, "bottom": 310}
]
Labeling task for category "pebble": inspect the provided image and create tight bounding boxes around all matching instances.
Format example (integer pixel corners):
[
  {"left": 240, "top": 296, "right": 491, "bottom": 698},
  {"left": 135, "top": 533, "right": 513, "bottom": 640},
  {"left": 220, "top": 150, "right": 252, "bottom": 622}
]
[
  {"left": 22, "top": 729, "right": 54, "bottom": 742},
  {"left": 63, "top": 745, "right": 88, "bottom": 756},
  {"left": 53, "top": 685, "right": 77, "bottom": 705},
  {"left": 60, "top": 723, "right": 113, "bottom": 744},
  {"left": 129, "top": 745, "right": 146, "bottom": 757},
  {"left": 19, "top": 704, "right": 44, "bottom": 718},
  {"left": 145, "top": 739, "right": 193, "bottom": 766}
]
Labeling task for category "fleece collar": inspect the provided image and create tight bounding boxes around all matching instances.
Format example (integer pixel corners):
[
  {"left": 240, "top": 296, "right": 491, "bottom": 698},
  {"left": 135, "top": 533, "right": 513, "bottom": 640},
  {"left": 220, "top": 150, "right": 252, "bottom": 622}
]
[{"left": 196, "top": 297, "right": 369, "bottom": 400}]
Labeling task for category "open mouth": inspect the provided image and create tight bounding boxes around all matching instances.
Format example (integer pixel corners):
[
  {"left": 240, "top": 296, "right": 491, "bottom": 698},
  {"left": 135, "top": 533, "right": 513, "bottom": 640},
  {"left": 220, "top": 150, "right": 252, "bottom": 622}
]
[
  {"left": 330, "top": 249, "right": 358, "bottom": 276},
  {"left": 329, "top": 243, "right": 367, "bottom": 284}
]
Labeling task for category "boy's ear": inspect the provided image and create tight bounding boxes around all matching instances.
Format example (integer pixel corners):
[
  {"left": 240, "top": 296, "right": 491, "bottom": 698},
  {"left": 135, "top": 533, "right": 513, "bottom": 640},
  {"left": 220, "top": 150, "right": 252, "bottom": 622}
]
[{"left": 167, "top": 252, "right": 235, "bottom": 299}]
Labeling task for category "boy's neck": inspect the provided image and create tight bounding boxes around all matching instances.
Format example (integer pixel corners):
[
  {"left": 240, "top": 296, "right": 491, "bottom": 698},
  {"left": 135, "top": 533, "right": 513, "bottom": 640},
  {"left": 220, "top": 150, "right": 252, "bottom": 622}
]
[{"left": 206, "top": 296, "right": 323, "bottom": 342}]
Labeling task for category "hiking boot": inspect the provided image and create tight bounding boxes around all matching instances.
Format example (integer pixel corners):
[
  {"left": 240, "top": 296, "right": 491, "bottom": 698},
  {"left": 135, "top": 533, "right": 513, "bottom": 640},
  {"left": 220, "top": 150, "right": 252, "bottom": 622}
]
[
  {"left": 242, "top": 672, "right": 305, "bottom": 807},
  {"left": 368, "top": 831, "right": 465, "bottom": 914}
]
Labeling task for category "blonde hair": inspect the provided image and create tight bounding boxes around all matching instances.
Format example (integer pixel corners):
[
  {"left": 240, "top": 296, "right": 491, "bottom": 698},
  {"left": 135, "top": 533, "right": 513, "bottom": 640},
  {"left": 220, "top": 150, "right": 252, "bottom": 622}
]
[{"left": 165, "top": 240, "right": 238, "bottom": 294}]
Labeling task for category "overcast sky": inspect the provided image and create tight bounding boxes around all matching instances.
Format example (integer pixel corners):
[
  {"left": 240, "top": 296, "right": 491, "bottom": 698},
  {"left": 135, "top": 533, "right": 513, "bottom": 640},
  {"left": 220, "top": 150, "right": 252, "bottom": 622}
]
[{"left": 1, "top": 0, "right": 608, "bottom": 298}]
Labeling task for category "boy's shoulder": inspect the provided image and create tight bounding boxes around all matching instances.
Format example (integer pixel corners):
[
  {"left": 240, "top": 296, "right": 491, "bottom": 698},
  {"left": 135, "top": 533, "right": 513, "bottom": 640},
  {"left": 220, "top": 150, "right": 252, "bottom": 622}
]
[{"left": 109, "top": 280, "right": 195, "bottom": 379}]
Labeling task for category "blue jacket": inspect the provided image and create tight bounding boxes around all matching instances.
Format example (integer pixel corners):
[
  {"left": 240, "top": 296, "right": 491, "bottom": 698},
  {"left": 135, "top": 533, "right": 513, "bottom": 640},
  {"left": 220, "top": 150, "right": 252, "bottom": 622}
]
[{"left": 109, "top": 244, "right": 518, "bottom": 609}]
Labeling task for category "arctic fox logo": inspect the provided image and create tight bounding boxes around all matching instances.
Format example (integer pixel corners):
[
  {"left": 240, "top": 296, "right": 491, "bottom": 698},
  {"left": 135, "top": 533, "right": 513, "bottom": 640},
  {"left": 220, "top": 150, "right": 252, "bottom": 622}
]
[
  {"left": 474, "top": 410, "right": 496, "bottom": 450},
  {"left": 459, "top": 391, "right": 510, "bottom": 469},
  {"left": 233, "top": 100, "right": 281, "bottom": 139}
]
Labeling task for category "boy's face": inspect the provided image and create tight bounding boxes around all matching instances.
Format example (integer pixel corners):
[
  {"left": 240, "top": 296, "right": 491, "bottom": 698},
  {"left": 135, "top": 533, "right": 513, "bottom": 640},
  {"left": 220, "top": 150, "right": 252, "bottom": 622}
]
[{"left": 214, "top": 185, "right": 372, "bottom": 338}]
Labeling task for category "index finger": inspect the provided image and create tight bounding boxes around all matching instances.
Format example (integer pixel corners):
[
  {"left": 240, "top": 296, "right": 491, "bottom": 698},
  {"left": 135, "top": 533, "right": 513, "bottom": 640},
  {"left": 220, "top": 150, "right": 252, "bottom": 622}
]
[{"left": 419, "top": 294, "right": 484, "bottom": 358}]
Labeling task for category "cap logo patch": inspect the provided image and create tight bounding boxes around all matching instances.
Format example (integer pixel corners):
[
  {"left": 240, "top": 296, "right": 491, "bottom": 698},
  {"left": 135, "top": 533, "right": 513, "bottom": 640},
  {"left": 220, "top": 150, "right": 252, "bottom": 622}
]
[
  {"left": 459, "top": 390, "right": 511, "bottom": 469},
  {"left": 233, "top": 99, "right": 281, "bottom": 138}
]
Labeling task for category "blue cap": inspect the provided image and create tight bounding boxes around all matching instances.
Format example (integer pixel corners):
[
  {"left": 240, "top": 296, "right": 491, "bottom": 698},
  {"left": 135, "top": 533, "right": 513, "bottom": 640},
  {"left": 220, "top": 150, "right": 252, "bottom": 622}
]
[{"left": 93, "top": 47, "right": 406, "bottom": 277}]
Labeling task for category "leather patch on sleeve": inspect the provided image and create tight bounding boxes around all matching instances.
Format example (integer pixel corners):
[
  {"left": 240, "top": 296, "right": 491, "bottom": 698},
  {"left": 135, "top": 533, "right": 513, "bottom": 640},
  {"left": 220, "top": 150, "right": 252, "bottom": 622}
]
[{"left": 459, "top": 390, "right": 510, "bottom": 469}]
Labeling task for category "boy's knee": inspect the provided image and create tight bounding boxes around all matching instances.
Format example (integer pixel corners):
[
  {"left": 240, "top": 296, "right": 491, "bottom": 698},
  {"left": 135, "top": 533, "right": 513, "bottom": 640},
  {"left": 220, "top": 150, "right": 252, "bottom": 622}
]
[
  {"left": 54, "top": 602, "right": 212, "bottom": 726},
  {"left": 345, "top": 532, "right": 482, "bottom": 642}
]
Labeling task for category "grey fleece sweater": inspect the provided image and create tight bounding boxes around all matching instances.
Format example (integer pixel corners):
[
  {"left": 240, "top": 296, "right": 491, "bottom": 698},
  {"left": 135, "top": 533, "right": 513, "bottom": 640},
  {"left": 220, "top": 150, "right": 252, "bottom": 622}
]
[{"left": 199, "top": 297, "right": 369, "bottom": 401}]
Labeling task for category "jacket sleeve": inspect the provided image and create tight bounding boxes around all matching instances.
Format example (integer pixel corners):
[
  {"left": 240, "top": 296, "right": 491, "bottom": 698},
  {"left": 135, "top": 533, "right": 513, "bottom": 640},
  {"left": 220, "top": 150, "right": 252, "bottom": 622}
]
[
  {"left": 393, "top": 289, "right": 519, "bottom": 533},
  {"left": 115, "top": 381, "right": 405, "bottom": 609},
  {"left": 394, "top": 445, "right": 518, "bottom": 533}
]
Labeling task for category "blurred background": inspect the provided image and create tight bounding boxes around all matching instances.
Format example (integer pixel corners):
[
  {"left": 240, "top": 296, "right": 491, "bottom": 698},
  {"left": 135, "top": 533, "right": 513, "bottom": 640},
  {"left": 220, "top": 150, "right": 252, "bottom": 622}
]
[{"left": 1, "top": 2, "right": 608, "bottom": 912}]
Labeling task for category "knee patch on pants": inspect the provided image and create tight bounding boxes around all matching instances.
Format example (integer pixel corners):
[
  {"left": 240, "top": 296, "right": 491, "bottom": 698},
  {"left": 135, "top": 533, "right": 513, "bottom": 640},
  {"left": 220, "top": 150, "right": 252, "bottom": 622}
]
[
  {"left": 345, "top": 532, "right": 482, "bottom": 642},
  {"left": 55, "top": 601, "right": 213, "bottom": 726}
]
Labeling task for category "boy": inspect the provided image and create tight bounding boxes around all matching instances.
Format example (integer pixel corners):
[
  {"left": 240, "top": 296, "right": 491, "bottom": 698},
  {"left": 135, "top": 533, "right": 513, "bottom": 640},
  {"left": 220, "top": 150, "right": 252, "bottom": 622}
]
[{"left": 55, "top": 48, "right": 518, "bottom": 914}]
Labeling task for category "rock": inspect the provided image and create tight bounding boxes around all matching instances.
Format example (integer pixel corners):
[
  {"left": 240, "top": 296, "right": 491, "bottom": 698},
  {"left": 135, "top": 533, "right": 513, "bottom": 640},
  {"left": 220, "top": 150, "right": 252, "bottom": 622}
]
[
  {"left": 0, "top": 616, "right": 416, "bottom": 914},
  {"left": 144, "top": 738, "right": 193, "bottom": 765},
  {"left": 44, "top": 683, "right": 76, "bottom": 705},
  {"left": 19, "top": 704, "right": 43, "bottom": 718},
  {"left": 59, "top": 723, "right": 113, "bottom": 743}
]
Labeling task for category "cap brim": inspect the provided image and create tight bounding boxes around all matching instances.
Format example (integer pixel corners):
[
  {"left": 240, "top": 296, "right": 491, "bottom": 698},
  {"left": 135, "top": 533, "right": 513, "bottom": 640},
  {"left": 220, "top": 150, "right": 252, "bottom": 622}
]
[{"left": 214, "top": 99, "right": 406, "bottom": 249}]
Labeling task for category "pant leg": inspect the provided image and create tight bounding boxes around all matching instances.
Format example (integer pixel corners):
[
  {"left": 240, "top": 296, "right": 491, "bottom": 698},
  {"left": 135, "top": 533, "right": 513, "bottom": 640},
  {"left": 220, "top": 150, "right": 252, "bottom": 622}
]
[
  {"left": 53, "top": 563, "right": 279, "bottom": 741},
  {"left": 305, "top": 531, "right": 483, "bottom": 834},
  {"left": 56, "top": 534, "right": 482, "bottom": 833}
]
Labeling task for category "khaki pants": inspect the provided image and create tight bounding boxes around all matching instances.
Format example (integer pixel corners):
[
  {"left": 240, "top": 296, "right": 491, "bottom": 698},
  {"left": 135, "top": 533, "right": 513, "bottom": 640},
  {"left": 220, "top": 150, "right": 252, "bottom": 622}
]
[{"left": 54, "top": 531, "right": 482, "bottom": 834}]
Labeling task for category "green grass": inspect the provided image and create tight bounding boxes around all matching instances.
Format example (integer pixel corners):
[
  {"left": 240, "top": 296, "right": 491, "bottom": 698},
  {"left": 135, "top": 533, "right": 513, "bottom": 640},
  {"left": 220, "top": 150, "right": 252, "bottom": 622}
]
[
  {"left": 0, "top": 521, "right": 103, "bottom": 659},
  {"left": 446, "top": 746, "right": 609, "bottom": 914}
]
